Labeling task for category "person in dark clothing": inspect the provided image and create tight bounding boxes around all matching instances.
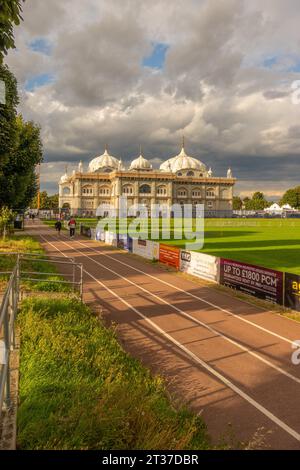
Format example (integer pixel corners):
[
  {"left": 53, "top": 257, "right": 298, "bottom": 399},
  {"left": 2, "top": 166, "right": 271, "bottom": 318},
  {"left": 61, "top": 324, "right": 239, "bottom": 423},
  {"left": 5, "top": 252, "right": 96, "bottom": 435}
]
[{"left": 55, "top": 220, "right": 62, "bottom": 235}]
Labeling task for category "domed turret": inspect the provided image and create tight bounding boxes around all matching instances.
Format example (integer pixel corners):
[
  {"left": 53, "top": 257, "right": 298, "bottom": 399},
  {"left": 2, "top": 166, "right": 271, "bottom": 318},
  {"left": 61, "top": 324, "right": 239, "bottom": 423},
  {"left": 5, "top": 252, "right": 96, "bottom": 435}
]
[
  {"left": 88, "top": 146, "right": 120, "bottom": 173},
  {"left": 160, "top": 139, "right": 206, "bottom": 174},
  {"left": 130, "top": 149, "right": 152, "bottom": 171},
  {"left": 60, "top": 166, "right": 69, "bottom": 183}
]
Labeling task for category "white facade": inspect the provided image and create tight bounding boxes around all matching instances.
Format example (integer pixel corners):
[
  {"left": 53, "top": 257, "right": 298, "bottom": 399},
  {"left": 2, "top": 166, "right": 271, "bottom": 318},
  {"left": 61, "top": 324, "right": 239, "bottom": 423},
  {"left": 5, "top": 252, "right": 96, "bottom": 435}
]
[{"left": 59, "top": 144, "right": 236, "bottom": 217}]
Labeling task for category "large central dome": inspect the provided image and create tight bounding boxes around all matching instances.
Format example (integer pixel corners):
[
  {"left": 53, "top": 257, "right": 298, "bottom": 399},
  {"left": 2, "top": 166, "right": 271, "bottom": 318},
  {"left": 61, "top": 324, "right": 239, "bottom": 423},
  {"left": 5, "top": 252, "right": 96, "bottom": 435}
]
[
  {"left": 88, "top": 148, "right": 120, "bottom": 173},
  {"left": 160, "top": 146, "right": 206, "bottom": 173}
]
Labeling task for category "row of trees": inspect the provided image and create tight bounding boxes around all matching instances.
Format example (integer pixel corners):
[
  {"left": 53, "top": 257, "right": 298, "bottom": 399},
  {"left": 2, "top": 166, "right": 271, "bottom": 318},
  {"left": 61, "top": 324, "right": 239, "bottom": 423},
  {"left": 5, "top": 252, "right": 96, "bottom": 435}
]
[
  {"left": 233, "top": 192, "right": 270, "bottom": 210},
  {"left": 233, "top": 187, "right": 300, "bottom": 211},
  {"left": 0, "top": 0, "right": 43, "bottom": 211},
  {"left": 31, "top": 191, "right": 59, "bottom": 210}
]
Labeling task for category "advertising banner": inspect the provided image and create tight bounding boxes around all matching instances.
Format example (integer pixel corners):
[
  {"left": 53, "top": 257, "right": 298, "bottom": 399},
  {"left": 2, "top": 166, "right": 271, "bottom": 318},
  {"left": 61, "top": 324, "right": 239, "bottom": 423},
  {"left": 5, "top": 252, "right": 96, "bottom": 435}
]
[
  {"left": 220, "top": 258, "right": 283, "bottom": 304},
  {"left": 117, "top": 233, "right": 130, "bottom": 251},
  {"left": 284, "top": 273, "right": 300, "bottom": 311},
  {"left": 180, "top": 250, "right": 219, "bottom": 282},
  {"left": 159, "top": 244, "right": 180, "bottom": 270},
  {"left": 132, "top": 238, "right": 159, "bottom": 260},
  {"left": 90, "top": 228, "right": 96, "bottom": 240},
  {"left": 105, "top": 231, "right": 117, "bottom": 246},
  {"left": 95, "top": 227, "right": 105, "bottom": 241},
  {"left": 80, "top": 225, "right": 92, "bottom": 238}
]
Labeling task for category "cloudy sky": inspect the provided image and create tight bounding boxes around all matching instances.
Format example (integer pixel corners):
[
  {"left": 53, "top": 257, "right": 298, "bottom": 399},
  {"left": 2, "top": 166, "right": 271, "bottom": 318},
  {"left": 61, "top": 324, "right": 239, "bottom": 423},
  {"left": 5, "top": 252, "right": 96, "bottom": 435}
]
[{"left": 6, "top": 0, "right": 300, "bottom": 198}]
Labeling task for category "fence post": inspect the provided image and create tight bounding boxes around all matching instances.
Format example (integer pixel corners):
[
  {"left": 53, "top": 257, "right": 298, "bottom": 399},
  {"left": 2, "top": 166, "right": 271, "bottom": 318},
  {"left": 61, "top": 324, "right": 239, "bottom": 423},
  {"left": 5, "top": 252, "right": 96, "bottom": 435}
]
[
  {"left": 72, "top": 262, "right": 75, "bottom": 292},
  {"left": 3, "top": 307, "right": 11, "bottom": 409},
  {"left": 80, "top": 264, "right": 83, "bottom": 301}
]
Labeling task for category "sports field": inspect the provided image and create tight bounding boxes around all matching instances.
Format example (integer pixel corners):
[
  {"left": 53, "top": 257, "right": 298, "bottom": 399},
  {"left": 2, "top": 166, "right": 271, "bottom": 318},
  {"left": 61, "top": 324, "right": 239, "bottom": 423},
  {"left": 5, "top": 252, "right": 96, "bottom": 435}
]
[
  {"left": 46, "top": 217, "right": 300, "bottom": 275},
  {"left": 166, "top": 218, "right": 300, "bottom": 275}
]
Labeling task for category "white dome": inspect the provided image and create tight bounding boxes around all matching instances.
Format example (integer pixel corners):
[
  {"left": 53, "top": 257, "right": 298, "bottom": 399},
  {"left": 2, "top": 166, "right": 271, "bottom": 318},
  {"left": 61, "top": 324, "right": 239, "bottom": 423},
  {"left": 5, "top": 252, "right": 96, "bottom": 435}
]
[
  {"left": 60, "top": 172, "right": 69, "bottom": 183},
  {"left": 160, "top": 147, "right": 206, "bottom": 173},
  {"left": 88, "top": 149, "right": 120, "bottom": 173},
  {"left": 130, "top": 154, "right": 152, "bottom": 171}
]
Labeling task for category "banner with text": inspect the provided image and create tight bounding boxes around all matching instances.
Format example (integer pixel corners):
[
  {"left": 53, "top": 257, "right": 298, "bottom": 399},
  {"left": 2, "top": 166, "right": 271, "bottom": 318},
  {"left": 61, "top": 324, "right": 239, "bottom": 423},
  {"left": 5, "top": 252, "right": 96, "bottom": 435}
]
[
  {"left": 159, "top": 244, "right": 180, "bottom": 270},
  {"left": 180, "top": 250, "right": 219, "bottom": 282},
  {"left": 220, "top": 258, "right": 283, "bottom": 304},
  {"left": 284, "top": 272, "right": 300, "bottom": 311},
  {"left": 132, "top": 238, "right": 159, "bottom": 260}
]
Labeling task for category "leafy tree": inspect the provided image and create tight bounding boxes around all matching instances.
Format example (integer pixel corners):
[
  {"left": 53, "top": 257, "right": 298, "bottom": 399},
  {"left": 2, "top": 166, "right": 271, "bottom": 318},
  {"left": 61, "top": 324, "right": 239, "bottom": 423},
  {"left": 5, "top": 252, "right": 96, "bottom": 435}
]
[
  {"left": 0, "top": 63, "right": 18, "bottom": 178},
  {"left": 0, "top": 206, "right": 13, "bottom": 239},
  {"left": 0, "top": 0, "right": 24, "bottom": 63},
  {"left": 233, "top": 196, "right": 243, "bottom": 210},
  {"left": 280, "top": 186, "right": 300, "bottom": 209},
  {"left": 31, "top": 191, "right": 59, "bottom": 210},
  {"left": 242, "top": 197, "right": 250, "bottom": 210},
  {"left": 244, "top": 192, "right": 269, "bottom": 210},
  {"left": 48, "top": 193, "right": 59, "bottom": 210},
  {"left": 1, "top": 115, "right": 43, "bottom": 209}
]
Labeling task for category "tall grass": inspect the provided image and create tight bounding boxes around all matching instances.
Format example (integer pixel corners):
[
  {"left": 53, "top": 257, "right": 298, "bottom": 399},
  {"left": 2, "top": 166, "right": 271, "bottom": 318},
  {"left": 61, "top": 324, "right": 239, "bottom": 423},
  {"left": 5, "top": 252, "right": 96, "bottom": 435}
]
[
  {"left": 0, "top": 235, "right": 71, "bottom": 292},
  {"left": 17, "top": 296, "right": 210, "bottom": 450}
]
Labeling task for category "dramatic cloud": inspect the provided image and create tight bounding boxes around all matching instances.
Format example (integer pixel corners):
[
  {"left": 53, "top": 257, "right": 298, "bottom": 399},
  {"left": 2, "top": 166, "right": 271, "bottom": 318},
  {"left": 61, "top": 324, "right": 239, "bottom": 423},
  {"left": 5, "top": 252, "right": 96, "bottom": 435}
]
[{"left": 5, "top": 0, "right": 300, "bottom": 197}]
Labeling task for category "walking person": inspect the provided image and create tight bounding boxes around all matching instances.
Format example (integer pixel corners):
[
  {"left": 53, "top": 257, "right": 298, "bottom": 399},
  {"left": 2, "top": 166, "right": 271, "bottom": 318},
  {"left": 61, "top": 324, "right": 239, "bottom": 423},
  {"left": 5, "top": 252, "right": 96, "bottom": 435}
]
[
  {"left": 55, "top": 219, "right": 62, "bottom": 235},
  {"left": 68, "top": 217, "right": 76, "bottom": 239}
]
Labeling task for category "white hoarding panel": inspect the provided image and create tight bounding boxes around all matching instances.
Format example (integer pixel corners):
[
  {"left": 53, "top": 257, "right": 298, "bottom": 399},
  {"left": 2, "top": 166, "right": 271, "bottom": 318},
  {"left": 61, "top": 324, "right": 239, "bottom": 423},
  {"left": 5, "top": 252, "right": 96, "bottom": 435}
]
[
  {"left": 180, "top": 250, "right": 219, "bottom": 282},
  {"left": 132, "top": 239, "right": 159, "bottom": 260}
]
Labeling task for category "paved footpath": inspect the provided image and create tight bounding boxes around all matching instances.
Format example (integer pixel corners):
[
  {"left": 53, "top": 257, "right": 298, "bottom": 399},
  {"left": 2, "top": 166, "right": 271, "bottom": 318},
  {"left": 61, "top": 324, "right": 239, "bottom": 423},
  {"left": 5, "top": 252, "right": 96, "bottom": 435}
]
[{"left": 26, "top": 222, "right": 300, "bottom": 449}]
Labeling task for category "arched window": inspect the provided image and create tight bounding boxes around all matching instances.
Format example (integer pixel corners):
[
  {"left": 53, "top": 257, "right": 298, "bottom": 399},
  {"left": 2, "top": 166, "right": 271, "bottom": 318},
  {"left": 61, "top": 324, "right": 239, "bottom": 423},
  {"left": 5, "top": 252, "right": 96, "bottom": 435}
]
[
  {"left": 206, "top": 188, "right": 215, "bottom": 198},
  {"left": 157, "top": 185, "right": 167, "bottom": 195},
  {"left": 187, "top": 171, "right": 194, "bottom": 177},
  {"left": 192, "top": 188, "right": 202, "bottom": 198},
  {"left": 122, "top": 185, "right": 134, "bottom": 195},
  {"left": 177, "top": 188, "right": 187, "bottom": 197},
  {"left": 139, "top": 184, "right": 151, "bottom": 194},
  {"left": 82, "top": 185, "right": 93, "bottom": 195},
  {"left": 99, "top": 186, "right": 110, "bottom": 196}
]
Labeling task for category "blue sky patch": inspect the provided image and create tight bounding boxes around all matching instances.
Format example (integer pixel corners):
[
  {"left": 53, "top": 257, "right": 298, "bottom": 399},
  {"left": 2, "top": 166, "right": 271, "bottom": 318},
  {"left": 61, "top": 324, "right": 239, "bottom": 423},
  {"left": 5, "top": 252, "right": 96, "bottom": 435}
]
[
  {"left": 25, "top": 73, "right": 55, "bottom": 92},
  {"left": 263, "top": 56, "right": 277, "bottom": 68},
  {"left": 142, "top": 42, "right": 169, "bottom": 69},
  {"left": 29, "top": 37, "right": 52, "bottom": 55}
]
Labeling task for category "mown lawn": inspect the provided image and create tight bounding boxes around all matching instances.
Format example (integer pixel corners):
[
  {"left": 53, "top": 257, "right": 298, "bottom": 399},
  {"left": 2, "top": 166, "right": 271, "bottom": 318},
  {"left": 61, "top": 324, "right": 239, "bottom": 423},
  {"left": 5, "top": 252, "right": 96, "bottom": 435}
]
[
  {"left": 165, "top": 219, "right": 300, "bottom": 275},
  {"left": 17, "top": 296, "right": 210, "bottom": 450},
  {"left": 78, "top": 217, "right": 300, "bottom": 274}
]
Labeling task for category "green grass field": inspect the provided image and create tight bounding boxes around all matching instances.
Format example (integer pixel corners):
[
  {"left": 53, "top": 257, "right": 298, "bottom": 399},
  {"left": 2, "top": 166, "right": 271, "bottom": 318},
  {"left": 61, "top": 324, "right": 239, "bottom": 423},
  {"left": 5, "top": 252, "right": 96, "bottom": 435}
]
[
  {"left": 165, "top": 219, "right": 300, "bottom": 275},
  {"left": 74, "top": 217, "right": 300, "bottom": 275}
]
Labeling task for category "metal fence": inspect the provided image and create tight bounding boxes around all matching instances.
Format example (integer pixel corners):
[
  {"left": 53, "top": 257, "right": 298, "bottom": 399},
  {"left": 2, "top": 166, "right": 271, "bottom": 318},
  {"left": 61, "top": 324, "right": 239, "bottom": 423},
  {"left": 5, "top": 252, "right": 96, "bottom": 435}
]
[
  {"left": 0, "top": 253, "right": 83, "bottom": 417},
  {"left": 0, "top": 260, "right": 19, "bottom": 415}
]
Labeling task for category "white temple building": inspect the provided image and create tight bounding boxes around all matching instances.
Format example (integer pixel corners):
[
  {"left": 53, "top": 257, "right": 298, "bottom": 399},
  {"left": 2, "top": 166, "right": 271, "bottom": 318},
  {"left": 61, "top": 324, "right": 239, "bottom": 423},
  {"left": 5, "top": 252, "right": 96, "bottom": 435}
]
[{"left": 59, "top": 142, "right": 236, "bottom": 217}]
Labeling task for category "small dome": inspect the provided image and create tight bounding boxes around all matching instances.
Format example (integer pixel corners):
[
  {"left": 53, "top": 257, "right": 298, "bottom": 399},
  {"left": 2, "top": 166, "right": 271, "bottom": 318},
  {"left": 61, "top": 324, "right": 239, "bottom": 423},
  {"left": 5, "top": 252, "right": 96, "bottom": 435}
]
[
  {"left": 60, "top": 172, "right": 69, "bottom": 183},
  {"left": 88, "top": 148, "right": 120, "bottom": 173},
  {"left": 130, "top": 153, "right": 152, "bottom": 171},
  {"left": 160, "top": 146, "right": 206, "bottom": 173}
]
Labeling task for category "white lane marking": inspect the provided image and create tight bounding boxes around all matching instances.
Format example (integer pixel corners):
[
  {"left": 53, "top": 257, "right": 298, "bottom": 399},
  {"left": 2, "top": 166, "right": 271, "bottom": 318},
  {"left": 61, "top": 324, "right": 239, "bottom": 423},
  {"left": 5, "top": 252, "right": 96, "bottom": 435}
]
[
  {"left": 71, "top": 236, "right": 296, "bottom": 346},
  {"left": 39, "top": 233, "right": 300, "bottom": 443},
  {"left": 43, "top": 234, "right": 300, "bottom": 384}
]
